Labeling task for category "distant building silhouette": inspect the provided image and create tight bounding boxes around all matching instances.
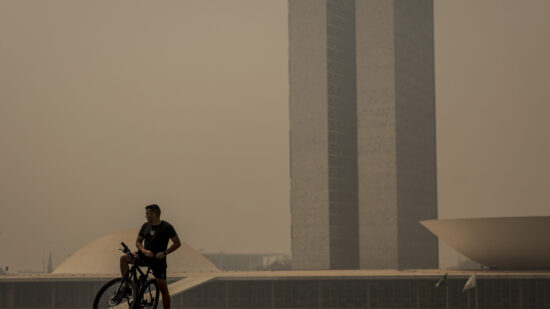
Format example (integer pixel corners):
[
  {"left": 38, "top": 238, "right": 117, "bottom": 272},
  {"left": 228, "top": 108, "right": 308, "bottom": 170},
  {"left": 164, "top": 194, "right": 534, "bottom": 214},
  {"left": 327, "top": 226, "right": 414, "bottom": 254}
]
[
  {"left": 202, "top": 252, "right": 290, "bottom": 271},
  {"left": 289, "top": 0, "right": 438, "bottom": 270}
]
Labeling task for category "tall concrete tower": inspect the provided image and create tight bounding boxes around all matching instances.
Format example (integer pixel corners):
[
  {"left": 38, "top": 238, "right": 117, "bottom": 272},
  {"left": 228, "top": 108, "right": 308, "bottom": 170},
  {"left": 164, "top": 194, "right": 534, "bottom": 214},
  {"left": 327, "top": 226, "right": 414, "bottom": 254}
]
[
  {"left": 289, "top": 0, "right": 438, "bottom": 270},
  {"left": 289, "top": 0, "right": 359, "bottom": 270}
]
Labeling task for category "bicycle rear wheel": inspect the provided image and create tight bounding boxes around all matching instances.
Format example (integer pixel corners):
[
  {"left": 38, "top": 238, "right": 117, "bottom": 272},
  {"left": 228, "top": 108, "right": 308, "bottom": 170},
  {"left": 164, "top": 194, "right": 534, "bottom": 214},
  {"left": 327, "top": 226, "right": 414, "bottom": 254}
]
[
  {"left": 93, "top": 277, "right": 136, "bottom": 309},
  {"left": 137, "top": 279, "right": 159, "bottom": 309}
]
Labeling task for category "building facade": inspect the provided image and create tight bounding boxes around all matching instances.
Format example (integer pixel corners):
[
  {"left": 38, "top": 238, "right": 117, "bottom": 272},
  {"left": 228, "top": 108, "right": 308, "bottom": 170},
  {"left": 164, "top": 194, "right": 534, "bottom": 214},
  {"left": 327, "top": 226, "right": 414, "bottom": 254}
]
[{"left": 290, "top": 0, "right": 438, "bottom": 270}]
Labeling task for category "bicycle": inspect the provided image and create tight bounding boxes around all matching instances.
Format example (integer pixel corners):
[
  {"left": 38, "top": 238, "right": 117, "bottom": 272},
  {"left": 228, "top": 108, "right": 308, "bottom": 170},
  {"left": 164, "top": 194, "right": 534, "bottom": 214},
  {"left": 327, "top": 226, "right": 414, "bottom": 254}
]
[{"left": 93, "top": 242, "right": 160, "bottom": 309}]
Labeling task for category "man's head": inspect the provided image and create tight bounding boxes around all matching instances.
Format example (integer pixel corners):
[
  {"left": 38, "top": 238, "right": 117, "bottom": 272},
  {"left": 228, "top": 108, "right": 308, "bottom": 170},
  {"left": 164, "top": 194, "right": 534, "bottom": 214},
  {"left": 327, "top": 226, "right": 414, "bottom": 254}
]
[{"left": 145, "top": 204, "right": 161, "bottom": 222}]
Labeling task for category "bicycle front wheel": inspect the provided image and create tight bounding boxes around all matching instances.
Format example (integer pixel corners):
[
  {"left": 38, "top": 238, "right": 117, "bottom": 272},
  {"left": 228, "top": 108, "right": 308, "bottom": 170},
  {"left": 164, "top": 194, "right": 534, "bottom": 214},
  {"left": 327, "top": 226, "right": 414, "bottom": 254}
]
[
  {"left": 137, "top": 279, "right": 159, "bottom": 309},
  {"left": 93, "top": 277, "right": 136, "bottom": 309}
]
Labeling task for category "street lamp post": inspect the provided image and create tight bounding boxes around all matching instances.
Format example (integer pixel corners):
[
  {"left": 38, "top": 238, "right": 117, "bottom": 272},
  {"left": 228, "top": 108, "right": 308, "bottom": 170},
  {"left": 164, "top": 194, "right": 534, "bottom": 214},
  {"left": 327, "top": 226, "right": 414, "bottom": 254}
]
[{"left": 42, "top": 241, "right": 52, "bottom": 273}]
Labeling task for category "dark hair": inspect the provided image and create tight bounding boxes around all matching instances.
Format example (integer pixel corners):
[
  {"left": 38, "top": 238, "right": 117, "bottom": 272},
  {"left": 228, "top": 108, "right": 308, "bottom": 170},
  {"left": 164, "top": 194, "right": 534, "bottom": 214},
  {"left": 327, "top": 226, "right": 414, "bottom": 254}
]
[{"left": 145, "top": 204, "right": 161, "bottom": 216}]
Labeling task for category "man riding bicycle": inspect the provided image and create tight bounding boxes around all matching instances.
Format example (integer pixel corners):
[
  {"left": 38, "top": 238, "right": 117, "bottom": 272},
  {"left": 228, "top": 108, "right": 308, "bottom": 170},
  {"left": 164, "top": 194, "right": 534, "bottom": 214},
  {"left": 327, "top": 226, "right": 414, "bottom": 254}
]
[{"left": 117, "top": 204, "right": 181, "bottom": 309}]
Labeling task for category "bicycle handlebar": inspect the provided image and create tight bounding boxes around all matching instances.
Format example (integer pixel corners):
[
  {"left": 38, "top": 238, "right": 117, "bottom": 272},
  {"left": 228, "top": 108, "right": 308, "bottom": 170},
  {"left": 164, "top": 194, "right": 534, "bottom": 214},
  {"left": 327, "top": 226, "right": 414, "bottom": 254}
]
[{"left": 121, "top": 242, "right": 131, "bottom": 254}]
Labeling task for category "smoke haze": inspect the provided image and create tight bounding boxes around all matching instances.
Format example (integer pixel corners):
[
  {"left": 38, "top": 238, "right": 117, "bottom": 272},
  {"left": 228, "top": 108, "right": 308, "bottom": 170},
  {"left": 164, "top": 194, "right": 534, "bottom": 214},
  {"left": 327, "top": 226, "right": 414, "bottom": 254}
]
[{"left": 1, "top": 0, "right": 549, "bottom": 271}]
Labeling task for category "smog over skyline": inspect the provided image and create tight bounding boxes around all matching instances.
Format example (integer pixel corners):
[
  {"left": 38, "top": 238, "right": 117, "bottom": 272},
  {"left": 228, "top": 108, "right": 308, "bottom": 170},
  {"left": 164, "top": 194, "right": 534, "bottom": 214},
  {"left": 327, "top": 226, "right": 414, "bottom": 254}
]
[{"left": 1, "top": 0, "right": 550, "bottom": 273}]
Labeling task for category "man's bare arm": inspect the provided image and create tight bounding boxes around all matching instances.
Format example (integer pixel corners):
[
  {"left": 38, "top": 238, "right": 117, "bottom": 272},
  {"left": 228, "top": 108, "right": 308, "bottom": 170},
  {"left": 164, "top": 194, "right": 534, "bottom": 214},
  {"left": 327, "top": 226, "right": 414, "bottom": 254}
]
[
  {"left": 136, "top": 235, "right": 154, "bottom": 257},
  {"left": 136, "top": 235, "right": 145, "bottom": 251},
  {"left": 155, "top": 235, "right": 181, "bottom": 259},
  {"left": 167, "top": 236, "right": 181, "bottom": 255}
]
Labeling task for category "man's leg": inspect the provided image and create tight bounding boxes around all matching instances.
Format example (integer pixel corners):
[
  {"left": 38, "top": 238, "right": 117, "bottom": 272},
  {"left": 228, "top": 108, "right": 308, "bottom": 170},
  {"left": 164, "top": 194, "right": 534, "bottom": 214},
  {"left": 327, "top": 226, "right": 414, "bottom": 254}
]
[
  {"left": 119, "top": 253, "right": 136, "bottom": 277},
  {"left": 112, "top": 253, "right": 137, "bottom": 303},
  {"left": 156, "top": 279, "right": 170, "bottom": 309}
]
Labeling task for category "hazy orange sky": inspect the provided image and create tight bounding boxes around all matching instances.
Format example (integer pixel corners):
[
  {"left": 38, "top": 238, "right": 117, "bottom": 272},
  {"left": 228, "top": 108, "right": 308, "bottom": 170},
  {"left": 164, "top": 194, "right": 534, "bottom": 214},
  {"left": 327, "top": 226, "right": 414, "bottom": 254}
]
[
  {"left": 435, "top": 0, "right": 550, "bottom": 266},
  {"left": 1, "top": 1, "right": 549, "bottom": 272}
]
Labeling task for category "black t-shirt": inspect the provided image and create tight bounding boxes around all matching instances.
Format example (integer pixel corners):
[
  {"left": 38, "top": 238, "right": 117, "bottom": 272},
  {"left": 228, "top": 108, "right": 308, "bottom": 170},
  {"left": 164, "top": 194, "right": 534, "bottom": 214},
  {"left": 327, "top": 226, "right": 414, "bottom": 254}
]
[{"left": 138, "top": 221, "right": 178, "bottom": 254}]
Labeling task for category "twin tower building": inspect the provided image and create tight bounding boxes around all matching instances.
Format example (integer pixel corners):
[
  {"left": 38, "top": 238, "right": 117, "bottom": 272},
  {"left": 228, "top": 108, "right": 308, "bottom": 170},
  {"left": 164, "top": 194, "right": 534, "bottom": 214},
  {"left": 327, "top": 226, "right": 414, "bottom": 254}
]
[{"left": 289, "top": 0, "right": 438, "bottom": 270}]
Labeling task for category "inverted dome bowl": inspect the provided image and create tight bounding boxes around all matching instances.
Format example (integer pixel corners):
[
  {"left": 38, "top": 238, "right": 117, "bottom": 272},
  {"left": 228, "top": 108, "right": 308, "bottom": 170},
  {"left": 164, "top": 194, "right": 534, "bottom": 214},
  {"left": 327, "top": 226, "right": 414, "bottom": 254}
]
[{"left": 421, "top": 216, "right": 550, "bottom": 270}]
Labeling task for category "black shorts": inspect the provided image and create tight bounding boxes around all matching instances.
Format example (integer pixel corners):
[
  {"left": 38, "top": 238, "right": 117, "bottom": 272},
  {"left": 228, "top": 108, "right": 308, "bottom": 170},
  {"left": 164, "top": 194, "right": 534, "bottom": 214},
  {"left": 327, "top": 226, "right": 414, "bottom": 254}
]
[{"left": 133, "top": 251, "right": 167, "bottom": 280}]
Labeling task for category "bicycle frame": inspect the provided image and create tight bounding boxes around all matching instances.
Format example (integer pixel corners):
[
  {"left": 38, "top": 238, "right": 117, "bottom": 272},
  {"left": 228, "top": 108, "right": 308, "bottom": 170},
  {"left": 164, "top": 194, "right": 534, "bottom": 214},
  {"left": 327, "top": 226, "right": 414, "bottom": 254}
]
[
  {"left": 93, "top": 242, "right": 159, "bottom": 309},
  {"left": 121, "top": 242, "right": 154, "bottom": 298}
]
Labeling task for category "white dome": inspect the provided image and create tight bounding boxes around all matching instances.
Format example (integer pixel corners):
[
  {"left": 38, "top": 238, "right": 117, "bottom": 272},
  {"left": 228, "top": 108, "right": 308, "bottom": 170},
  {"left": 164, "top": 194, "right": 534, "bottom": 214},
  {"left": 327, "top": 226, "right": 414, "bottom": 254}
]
[
  {"left": 53, "top": 229, "right": 219, "bottom": 274},
  {"left": 421, "top": 216, "right": 550, "bottom": 270}
]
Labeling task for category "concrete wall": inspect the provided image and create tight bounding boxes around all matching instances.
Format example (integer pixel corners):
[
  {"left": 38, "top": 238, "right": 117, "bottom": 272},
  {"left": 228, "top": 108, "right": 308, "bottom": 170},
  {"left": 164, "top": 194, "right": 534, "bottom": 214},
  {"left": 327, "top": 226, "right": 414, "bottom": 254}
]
[
  {"left": 326, "top": 0, "right": 359, "bottom": 270},
  {"left": 290, "top": 0, "right": 360, "bottom": 270},
  {"left": 289, "top": 0, "right": 330, "bottom": 270},
  {"left": 2, "top": 276, "right": 550, "bottom": 309},
  {"left": 393, "top": 0, "right": 438, "bottom": 269},
  {"left": 0, "top": 279, "right": 107, "bottom": 309},
  {"left": 356, "top": 0, "right": 438, "bottom": 269},
  {"left": 290, "top": 0, "right": 438, "bottom": 270},
  {"left": 356, "top": 0, "right": 399, "bottom": 269}
]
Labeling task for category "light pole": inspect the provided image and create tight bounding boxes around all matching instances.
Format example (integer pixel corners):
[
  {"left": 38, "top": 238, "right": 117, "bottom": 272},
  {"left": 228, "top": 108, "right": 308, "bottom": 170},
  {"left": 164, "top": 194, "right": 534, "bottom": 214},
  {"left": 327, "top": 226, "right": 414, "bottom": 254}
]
[{"left": 42, "top": 241, "right": 52, "bottom": 273}]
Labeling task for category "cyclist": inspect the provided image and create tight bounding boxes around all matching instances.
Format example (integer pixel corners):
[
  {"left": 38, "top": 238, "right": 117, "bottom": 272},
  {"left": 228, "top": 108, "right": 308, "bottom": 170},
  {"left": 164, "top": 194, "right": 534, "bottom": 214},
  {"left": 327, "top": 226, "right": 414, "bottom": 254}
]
[{"left": 116, "top": 204, "right": 181, "bottom": 309}]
